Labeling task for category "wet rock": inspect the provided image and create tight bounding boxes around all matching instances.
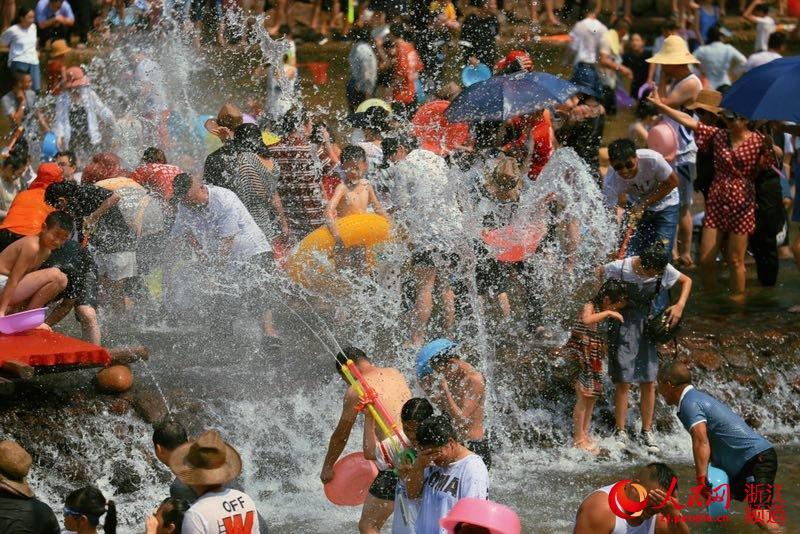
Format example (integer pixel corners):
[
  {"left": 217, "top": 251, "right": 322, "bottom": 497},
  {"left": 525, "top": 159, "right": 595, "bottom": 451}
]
[
  {"left": 721, "top": 347, "right": 751, "bottom": 368},
  {"left": 762, "top": 373, "right": 779, "bottom": 394},
  {"left": 691, "top": 350, "right": 723, "bottom": 371},
  {"left": 735, "top": 374, "right": 754, "bottom": 386},
  {"left": 111, "top": 460, "right": 142, "bottom": 494},
  {"left": 132, "top": 391, "right": 168, "bottom": 423},
  {"left": 109, "top": 398, "right": 131, "bottom": 415},
  {"left": 743, "top": 413, "right": 762, "bottom": 430}
]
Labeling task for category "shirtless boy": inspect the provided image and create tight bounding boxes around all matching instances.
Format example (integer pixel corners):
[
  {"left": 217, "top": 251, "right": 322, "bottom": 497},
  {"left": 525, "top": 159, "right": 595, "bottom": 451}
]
[
  {"left": 0, "top": 211, "right": 72, "bottom": 317},
  {"left": 320, "top": 347, "right": 412, "bottom": 534},
  {"left": 415, "top": 338, "right": 489, "bottom": 468}
]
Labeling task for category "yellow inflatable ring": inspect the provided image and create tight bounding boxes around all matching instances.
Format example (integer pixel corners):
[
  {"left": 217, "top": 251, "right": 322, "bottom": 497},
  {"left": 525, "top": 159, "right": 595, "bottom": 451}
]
[{"left": 286, "top": 213, "right": 391, "bottom": 289}]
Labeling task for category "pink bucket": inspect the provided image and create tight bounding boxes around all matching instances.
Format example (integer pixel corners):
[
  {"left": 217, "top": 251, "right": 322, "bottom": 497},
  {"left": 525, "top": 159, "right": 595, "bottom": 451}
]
[
  {"left": 440, "top": 498, "right": 521, "bottom": 534},
  {"left": 323, "top": 452, "right": 378, "bottom": 506}
]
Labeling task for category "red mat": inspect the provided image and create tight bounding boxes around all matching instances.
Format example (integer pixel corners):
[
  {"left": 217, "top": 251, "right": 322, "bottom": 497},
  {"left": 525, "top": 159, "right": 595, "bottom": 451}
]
[{"left": 0, "top": 330, "right": 110, "bottom": 368}]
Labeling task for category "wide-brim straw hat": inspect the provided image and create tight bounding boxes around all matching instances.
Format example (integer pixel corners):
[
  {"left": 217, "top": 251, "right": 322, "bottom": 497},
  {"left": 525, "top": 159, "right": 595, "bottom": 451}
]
[
  {"left": 686, "top": 89, "right": 723, "bottom": 114},
  {"left": 169, "top": 430, "right": 242, "bottom": 487},
  {"left": 0, "top": 441, "right": 34, "bottom": 498},
  {"left": 646, "top": 36, "right": 699, "bottom": 65},
  {"left": 64, "top": 66, "right": 90, "bottom": 89},
  {"left": 204, "top": 103, "right": 244, "bottom": 134},
  {"left": 49, "top": 39, "right": 71, "bottom": 58}
]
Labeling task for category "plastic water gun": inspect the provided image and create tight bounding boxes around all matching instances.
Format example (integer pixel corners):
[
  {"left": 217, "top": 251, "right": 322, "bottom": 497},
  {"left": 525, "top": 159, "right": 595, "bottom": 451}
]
[{"left": 340, "top": 359, "right": 413, "bottom": 467}]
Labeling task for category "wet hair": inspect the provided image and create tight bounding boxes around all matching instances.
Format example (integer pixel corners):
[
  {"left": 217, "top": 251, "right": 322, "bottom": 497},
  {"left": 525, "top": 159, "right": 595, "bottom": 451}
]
[
  {"left": 153, "top": 418, "right": 189, "bottom": 450},
  {"left": 55, "top": 150, "right": 77, "bottom": 167},
  {"left": 645, "top": 462, "right": 679, "bottom": 492},
  {"left": 401, "top": 398, "right": 434, "bottom": 423},
  {"left": 142, "top": 147, "right": 167, "bottom": 165},
  {"left": 15, "top": 6, "right": 34, "bottom": 23},
  {"left": 706, "top": 25, "right": 721, "bottom": 44},
  {"left": 159, "top": 497, "right": 191, "bottom": 532},
  {"left": 44, "top": 180, "right": 79, "bottom": 207},
  {"left": 277, "top": 109, "right": 307, "bottom": 136},
  {"left": 639, "top": 241, "right": 669, "bottom": 273},
  {"left": 657, "top": 359, "right": 692, "bottom": 386},
  {"left": 455, "top": 525, "right": 491, "bottom": 534},
  {"left": 334, "top": 346, "right": 370, "bottom": 373},
  {"left": 341, "top": 145, "right": 367, "bottom": 164},
  {"left": 64, "top": 486, "right": 116, "bottom": 533},
  {"left": 234, "top": 123, "right": 270, "bottom": 158},
  {"left": 468, "top": 0, "right": 488, "bottom": 7},
  {"left": 768, "top": 31, "right": 786, "bottom": 50},
  {"left": 278, "top": 24, "right": 292, "bottom": 37},
  {"left": 389, "top": 23, "right": 410, "bottom": 40},
  {"left": 592, "top": 279, "right": 628, "bottom": 308},
  {"left": 417, "top": 415, "right": 457, "bottom": 447},
  {"left": 44, "top": 210, "right": 74, "bottom": 233},
  {"left": 607, "top": 138, "right": 637, "bottom": 164},
  {"left": 634, "top": 98, "right": 658, "bottom": 120},
  {"left": 613, "top": 18, "right": 630, "bottom": 31},
  {"left": 664, "top": 19, "right": 679, "bottom": 31},
  {"left": 1, "top": 150, "right": 27, "bottom": 171},
  {"left": 581, "top": 0, "right": 597, "bottom": 16},
  {"left": 171, "top": 173, "right": 194, "bottom": 201},
  {"left": 753, "top": 2, "right": 769, "bottom": 14}
]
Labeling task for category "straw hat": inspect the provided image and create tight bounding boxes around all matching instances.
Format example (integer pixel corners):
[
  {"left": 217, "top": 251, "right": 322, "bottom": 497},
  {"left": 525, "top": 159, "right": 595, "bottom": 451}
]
[
  {"left": 686, "top": 89, "right": 723, "bottom": 114},
  {"left": 646, "top": 36, "right": 699, "bottom": 65},
  {"left": 64, "top": 66, "right": 90, "bottom": 89},
  {"left": 169, "top": 430, "right": 242, "bottom": 487},
  {"left": 0, "top": 441, "right": 34, "bottom": 498},
  {"left": 49, "top": 39, "right": 71, "bottom": 58},
  {"left": 204, "top": 103, "right": 243, "bottom": 134}
]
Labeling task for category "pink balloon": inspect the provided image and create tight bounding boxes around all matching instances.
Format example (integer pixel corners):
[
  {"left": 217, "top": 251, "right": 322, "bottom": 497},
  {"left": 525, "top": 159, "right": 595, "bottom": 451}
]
[
  {"left": 324, "top": 452, "right": 378, "bottom": 506},
  {"left": 647, "top": 122, "right": 678, "bottom": 164}
]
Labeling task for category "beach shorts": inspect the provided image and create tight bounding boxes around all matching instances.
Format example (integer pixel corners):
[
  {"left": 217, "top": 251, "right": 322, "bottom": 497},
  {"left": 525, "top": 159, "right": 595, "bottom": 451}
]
[
  {"left": 466, "top": 438, "right": 492, "bottom": 470},
  {"left": 45, "top": 240, "right": 99, "bottom": 309},
  {"left": 411, "top": 248, "right": 459, "bottom": 270},
  {"left": 731, "top": 448, "right": 778, "bottom": 509},
  {"left": 368, "top": 469, "right": 398, "bottom": 501},
  {"left": 676, "top": 163, "right": 696, "bottom": 208},
  {"left": 94, "top": 251, "right": 137, "bottom": 281}
]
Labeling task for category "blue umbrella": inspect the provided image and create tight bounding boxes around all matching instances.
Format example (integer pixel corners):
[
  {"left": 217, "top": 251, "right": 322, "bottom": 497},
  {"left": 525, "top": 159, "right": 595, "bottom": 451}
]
[
  {"left": 445, "top": 71, "right": 577, "bottom": 123},
  {"left": 721, "top": 56, "right": 800, "bottom": 121}
]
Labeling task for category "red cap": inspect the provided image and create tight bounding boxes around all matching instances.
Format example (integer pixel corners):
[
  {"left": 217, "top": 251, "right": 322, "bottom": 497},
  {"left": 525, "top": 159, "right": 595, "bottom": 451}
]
[{"left": 495, "top": 50, "right": 533, "bottom": 72}]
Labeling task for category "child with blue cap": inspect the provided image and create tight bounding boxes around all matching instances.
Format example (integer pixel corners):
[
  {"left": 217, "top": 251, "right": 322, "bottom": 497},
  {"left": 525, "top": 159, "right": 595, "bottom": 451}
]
[{"left": 415, "top": 339, "right": 490, "bottom": 469}]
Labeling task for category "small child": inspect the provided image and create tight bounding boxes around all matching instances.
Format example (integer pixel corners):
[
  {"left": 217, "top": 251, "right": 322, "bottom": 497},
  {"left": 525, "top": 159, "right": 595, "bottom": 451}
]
[
  {"left": 566, "top": 278, "right": 628, "bottom": 453},
  {"left": 0, "top": 211, "right": 73, "bottom": 317}
]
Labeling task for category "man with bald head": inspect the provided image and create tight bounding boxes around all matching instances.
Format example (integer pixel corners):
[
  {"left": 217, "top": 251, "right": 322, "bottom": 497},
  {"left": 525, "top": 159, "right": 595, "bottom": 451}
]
[{"left": 658, "top": 361, "right": 782, "bottom": 533}]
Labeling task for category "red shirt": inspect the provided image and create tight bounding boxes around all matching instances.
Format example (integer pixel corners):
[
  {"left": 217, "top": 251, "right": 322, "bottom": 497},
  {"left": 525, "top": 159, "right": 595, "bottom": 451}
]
[
  {"left": 392, "top": 41, "right": 421, "bottom": 105},
  {"left": 501, "top": 110, "right": 554, "bottom": 180},
  {"left": 130, "top": 163, "right": 183, "bottom": 200}
]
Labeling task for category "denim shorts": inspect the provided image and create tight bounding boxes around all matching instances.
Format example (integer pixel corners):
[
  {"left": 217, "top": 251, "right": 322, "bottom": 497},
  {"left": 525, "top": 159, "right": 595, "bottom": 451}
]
[{"left": 676, "top": 163, "right": 696, "bottom": 208}]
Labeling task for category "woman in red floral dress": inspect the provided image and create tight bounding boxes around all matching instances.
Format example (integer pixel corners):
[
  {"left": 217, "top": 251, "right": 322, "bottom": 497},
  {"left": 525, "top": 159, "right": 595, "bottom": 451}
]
[{"left": 650, "top": 90, "right": 774, "bottom": 297}]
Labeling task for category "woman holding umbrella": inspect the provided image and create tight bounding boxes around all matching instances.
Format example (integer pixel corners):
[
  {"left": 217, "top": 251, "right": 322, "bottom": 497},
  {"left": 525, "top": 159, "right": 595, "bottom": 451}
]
[{"left": 649, "top": 90, "right": 774, "bottom": 299}]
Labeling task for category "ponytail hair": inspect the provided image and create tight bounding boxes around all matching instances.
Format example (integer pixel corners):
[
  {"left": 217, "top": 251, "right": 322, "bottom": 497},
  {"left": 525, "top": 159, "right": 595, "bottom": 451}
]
[{"left": 64, "top": 486, "right": 116, "bottom": 534}]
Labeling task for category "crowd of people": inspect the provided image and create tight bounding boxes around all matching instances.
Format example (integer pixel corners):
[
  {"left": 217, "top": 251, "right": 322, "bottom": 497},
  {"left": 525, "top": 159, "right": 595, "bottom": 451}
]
[{"left": 0, "top": 0, "right": 798, "bottom": 531}]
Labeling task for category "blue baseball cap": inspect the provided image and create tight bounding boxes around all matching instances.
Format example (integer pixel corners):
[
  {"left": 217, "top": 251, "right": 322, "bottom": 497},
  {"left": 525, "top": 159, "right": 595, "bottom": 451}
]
[{"left": 416, "top": 338, "right": 456, "bottom": 378}]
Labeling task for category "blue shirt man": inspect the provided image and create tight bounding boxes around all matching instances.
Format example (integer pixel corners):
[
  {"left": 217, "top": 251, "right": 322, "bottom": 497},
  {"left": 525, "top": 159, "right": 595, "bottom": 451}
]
[
  {"left": 35, "top": 0, "right": 75, "bottom": 26},
  {"left": 658, "top": 361, "right": 780, "bottom": 531}
]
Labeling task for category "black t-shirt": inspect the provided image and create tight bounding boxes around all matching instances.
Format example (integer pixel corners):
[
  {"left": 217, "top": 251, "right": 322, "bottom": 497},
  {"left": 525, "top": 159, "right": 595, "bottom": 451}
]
[
  {"left": 622, "top": 50, "right": 652, "bottom": 98},
  {"left": 203, "top": 142, "right": 238, "bottom": 189},
  {"left": 0, "top": 493, "right": 60, "bottom": 534},
  {"left": 460, "top": 14, "right": 500, "bottom": 67},
  {"left": 71, "top": 185, "right": 136, "bottom": 253}
]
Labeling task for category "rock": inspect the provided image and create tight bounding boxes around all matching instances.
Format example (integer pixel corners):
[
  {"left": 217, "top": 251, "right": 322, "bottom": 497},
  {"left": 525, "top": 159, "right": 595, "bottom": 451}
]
[
  {"left": 743, "top": 413, "right": 762, "bottom": 430},
  {"left": 721, "top": 347, "right": 751, "bottom": 369},
  {"left": 109, "top": 398, "right": 131, "bottom": 415},
  {"left": 762, "top": 373, "right": 779, "bottom": 394},
  {"left": 111, "top": 460, "right": 142, "bottom": 494},
  {"left": 735, "top": 374, "right": 754, "bottom": 386},
  {"left": 691, "top": 350, "right": 723, "bottom": 371},
  {"left": 132, "top": 391, "right": 168, "bottom": 424}
]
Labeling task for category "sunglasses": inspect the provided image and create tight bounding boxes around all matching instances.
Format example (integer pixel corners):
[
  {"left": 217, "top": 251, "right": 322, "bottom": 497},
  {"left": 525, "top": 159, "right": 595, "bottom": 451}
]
[{"left": 611, "top": 159, "right": 636, "bottom": 172}]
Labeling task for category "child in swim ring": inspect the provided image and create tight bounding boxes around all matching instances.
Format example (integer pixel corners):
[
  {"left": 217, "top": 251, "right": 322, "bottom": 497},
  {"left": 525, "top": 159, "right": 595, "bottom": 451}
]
[{"left": 565, "top": 279, "right": 628, "bottom": 454}]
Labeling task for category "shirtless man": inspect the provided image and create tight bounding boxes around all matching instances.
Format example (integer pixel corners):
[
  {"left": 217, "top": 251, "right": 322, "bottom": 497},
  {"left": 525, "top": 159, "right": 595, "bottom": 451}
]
[
  {"left": 0, "top": 211, "right": 72, "bottom": 317},
  {"left": 573, "top": 462, "right": 688, "bottom": 534},
  {"left": 325, "top": 145, "right": 388, "bottom": 270},
  {"left": 415, "top": 338, "right": 489, "bottom": 468},
  {"left": 320, "top": 346, "right": 412, "bottom": 534}
]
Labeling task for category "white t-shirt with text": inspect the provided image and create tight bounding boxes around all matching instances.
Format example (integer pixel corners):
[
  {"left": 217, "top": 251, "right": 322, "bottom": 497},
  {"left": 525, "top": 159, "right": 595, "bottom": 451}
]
[
  {"left": 182, "top": 488, "right": 261, "bottom": 534},
  {"left": 602, "top": 149, "right": 678, "bottom": 212},
  {"left": 603, "top": 258, "right": 682, "bottom": 290},
  {"left": 416, "top": 454, "right": 489, "bottom": 534}
]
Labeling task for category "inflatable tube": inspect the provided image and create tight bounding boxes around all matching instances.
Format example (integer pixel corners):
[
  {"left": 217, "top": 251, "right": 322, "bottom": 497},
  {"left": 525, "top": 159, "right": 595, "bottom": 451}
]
[
  {"left": 286, "top": 213, "right": 391, "bottom": 289},
  {"left": 707, "top": 465, "right": 730, "bottom": 519},
  {"left": 482, "top": 224, "right": 546, "bottom": 263},
  {"left": 95, "top": 177, "right": 165, "bottom": 238},
  {"left": 536, "top": 33, "right": 571, "bottom": 44},
  {"left": 356, "top": 98, "right": 392, "bottom": 114}
]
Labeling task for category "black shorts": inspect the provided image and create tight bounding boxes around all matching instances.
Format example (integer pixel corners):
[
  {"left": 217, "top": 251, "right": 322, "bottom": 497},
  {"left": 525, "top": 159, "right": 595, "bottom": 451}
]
[
  {"left": 466, "top": 438, "right": 492, "bottom": 470},
  {"left": 731, "top": 448, "right": 778, "bottom": 509},
  {"left": 368, "top": 469, "right": 398, "bottom": 501},
  {"left": 44, "top": 240, "right": 99, "bottom": 309},
  {"left": 410, "top": 249, "right": 459, "bottom": 270}
]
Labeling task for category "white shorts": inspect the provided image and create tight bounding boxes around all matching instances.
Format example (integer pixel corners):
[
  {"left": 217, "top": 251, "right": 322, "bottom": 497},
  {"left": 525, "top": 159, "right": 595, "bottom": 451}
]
[{"left": 94, "top": 251, "right": 137, "bottom": 281}]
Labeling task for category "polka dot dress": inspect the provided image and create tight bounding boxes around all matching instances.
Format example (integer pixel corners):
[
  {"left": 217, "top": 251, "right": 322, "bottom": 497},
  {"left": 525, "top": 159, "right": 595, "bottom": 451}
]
[{"left": 695, "top": 123, "right": 768, "bottom": 235}]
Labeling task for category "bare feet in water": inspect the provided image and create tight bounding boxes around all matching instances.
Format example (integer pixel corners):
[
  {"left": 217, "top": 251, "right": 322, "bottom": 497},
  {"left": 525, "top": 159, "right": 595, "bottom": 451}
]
[{"left": 574, "top": 438, "right": 601, "bottom": 455}]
